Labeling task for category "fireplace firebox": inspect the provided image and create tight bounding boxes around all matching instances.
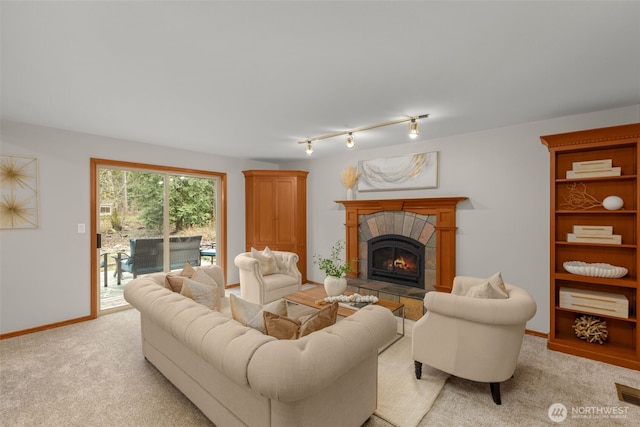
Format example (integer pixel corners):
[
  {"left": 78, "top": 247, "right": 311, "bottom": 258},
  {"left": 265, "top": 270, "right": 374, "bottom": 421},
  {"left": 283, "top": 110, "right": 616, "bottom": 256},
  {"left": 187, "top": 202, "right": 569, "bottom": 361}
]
[{"left": 367, "top": 234, "right": 425, "bottom": 288}]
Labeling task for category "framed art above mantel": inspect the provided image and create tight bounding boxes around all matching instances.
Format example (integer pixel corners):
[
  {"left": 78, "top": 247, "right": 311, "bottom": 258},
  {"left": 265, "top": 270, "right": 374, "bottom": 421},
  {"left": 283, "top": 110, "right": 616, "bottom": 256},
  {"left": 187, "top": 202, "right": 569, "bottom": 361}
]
[{"left": 357, "top": 151, "right": 438, "bottom": 192}]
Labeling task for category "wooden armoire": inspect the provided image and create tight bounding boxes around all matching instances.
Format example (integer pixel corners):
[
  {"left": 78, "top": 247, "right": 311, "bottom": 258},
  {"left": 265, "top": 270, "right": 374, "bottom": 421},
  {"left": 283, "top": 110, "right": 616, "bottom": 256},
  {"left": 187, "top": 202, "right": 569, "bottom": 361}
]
[{"left": 243, "top": 170, "right": 308, "bottom": 282}]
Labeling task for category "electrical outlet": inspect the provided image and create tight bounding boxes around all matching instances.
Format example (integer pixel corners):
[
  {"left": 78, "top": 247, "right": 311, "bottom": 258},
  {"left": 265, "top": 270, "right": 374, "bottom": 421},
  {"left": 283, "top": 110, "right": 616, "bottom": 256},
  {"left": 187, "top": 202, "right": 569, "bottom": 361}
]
[{"left": 77, "top": 224, "right": 86, "bottom": 233}]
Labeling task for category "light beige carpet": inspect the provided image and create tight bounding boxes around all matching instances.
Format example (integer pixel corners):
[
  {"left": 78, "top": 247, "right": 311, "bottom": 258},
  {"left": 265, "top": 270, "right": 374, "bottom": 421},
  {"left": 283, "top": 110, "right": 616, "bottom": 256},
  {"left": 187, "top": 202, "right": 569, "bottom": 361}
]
[
  {"left": 375, "top": 324, "right": 449, "bottom": 427},
  {"left": 4, "top": 306, "right": 639, "bottom": 426}
]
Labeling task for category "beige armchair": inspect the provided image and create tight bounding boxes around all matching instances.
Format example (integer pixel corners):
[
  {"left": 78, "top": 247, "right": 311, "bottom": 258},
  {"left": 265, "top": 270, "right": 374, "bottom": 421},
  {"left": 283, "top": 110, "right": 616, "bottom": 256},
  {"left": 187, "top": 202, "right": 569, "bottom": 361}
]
[
  {"left": 234, "top": 250, "right": 302, "bottom": 304},
  {"left": 412, "top": 276, "right": 537, "bottom": 404}
]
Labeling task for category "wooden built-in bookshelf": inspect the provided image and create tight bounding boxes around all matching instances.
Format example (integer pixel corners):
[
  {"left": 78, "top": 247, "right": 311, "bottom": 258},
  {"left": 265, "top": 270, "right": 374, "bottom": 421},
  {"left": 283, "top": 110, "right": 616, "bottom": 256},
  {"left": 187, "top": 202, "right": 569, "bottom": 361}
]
[{"left": 541, "top": 123, "right": 640, "bottom": 370}]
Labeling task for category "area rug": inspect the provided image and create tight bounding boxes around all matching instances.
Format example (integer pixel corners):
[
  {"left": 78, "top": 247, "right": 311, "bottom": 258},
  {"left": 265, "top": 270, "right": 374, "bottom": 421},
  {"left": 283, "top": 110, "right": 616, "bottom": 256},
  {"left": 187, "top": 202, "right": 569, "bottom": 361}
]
[{"left": 376, "top": 327, "right": 449, "bottom": 427}]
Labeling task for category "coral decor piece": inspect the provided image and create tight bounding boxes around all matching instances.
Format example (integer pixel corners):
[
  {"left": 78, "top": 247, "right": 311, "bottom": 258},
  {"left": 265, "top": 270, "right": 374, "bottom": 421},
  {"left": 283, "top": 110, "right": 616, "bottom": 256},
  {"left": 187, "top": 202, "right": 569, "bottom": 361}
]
[
  {"left": 560, "top": 182, "right": 602, "bottom": 210},
  {"left": 323, "top": 293, "right": 378, "bottom": 304},
  {"left": 573, "top": 315, "right": 608, "bottom": 344}
]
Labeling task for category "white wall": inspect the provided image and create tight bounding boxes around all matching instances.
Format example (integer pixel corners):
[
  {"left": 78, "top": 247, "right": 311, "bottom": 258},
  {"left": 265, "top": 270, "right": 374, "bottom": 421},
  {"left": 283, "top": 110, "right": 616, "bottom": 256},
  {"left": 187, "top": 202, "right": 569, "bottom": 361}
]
[
  {"left": 2, "top": 106, "right": 638, "bottom": 335},
  {"left": 284, "top": 105, "right": 640, "bottom": 333},
  {"left": 0, "top": 120, "right": 277, "bottom": 334}
]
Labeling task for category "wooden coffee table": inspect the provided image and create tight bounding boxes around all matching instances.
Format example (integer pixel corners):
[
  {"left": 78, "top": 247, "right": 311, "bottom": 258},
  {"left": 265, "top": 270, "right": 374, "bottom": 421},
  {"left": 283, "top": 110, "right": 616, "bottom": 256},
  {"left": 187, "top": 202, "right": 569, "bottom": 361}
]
[{"left": 284, "top": 285, "right": 405, "bottom": 351}]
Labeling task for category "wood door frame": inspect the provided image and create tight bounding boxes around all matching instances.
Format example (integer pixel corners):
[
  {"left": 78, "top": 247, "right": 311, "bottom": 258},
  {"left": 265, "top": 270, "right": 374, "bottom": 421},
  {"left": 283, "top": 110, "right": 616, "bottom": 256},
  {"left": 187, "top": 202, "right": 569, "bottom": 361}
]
[{"left": 90, "top": 158, "right": 227, "bottom": 317}]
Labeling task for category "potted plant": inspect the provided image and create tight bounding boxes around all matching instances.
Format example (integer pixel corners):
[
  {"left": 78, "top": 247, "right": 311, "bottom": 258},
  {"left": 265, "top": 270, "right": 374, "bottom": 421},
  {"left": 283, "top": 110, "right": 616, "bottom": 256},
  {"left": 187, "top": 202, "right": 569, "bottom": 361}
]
[{"left": 314, "top": 240, "right": 353, "bottom": 296}]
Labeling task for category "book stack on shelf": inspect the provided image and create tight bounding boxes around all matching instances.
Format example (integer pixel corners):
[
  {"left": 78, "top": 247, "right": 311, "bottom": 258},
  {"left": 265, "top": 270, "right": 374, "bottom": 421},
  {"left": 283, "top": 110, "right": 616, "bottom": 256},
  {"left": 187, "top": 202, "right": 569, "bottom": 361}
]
[
  {"left": 559, "top": 287, "right": 629, "bottom": 319},
  {"left": 566, "top": 159, "right": 621, "bottom": 179},
  {"left": 567, "top": 225, "right": 621, "bottom": 245}
]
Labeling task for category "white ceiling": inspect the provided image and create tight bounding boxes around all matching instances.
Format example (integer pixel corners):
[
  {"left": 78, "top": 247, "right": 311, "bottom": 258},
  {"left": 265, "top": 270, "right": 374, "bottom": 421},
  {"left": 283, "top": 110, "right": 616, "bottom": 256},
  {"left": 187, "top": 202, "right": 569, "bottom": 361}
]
[{"left": 2, "top": 1, "right": 639, "bottom": 162}]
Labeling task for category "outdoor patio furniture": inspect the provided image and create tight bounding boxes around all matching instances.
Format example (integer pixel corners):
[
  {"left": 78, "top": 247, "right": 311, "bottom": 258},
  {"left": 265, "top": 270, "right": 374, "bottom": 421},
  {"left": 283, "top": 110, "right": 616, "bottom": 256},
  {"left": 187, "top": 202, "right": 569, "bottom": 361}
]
[
  {"left": 114, "top": 235, "right": 202, "bottom": 284},
  {"left": 199, "top": 243, "right": 217, "bottom": 264}
]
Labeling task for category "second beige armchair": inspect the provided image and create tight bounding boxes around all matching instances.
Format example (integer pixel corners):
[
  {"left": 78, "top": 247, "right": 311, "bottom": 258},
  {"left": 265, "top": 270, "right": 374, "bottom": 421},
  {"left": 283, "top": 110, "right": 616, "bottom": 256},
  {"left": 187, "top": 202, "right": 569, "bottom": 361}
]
[
  {"left": 412, "top": 275, "right": 537, "bottom": 405},
  {"left": 234, "top": 250, "right": 302, "bottom": 304}
]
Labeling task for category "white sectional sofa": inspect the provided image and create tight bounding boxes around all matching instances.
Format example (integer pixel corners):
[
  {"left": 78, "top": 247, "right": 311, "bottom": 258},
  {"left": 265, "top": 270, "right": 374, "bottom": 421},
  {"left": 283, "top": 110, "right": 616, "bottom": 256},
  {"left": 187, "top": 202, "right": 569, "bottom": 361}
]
[{"left": 124, "top": 270, "right": 396, "bottom": 427}]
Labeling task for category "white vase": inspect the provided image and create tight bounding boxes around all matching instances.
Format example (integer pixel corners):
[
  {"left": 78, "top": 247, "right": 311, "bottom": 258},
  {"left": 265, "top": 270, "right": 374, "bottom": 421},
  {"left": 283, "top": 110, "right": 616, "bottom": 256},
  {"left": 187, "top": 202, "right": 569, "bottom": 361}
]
[
  {"left": 324, "top": 275, "right": 347, "bottom": 297},
  {"left": 347, "top": 188, "right": 355, "bottom": 200}
]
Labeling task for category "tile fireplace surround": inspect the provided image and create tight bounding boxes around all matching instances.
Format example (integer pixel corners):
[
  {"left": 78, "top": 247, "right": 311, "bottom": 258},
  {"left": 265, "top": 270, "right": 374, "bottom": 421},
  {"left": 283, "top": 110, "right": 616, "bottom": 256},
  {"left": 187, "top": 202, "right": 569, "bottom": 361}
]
[{"left": 337, "top": 197, "right": 467, "bottom": 293}]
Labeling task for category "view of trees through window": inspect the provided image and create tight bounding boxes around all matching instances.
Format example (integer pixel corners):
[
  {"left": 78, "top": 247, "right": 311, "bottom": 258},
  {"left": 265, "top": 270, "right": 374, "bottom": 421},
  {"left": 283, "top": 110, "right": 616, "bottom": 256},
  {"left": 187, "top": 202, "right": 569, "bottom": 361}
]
[
  {"left": 100, "top": 169, "right": 216, "bottom": 237},
  {"left": 96, "top": 162, "right": 220, "bottom": 312},
  {"left": 99, "top": 168, "right": 217, "bottom": 273}
]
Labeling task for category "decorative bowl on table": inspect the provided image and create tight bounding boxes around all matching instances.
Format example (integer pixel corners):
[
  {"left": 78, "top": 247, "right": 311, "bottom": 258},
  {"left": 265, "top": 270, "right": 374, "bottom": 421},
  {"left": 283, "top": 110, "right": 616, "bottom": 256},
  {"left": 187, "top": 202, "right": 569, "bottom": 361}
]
[{"left": 563, "top": 261, "right": 628, "bottom": 278}]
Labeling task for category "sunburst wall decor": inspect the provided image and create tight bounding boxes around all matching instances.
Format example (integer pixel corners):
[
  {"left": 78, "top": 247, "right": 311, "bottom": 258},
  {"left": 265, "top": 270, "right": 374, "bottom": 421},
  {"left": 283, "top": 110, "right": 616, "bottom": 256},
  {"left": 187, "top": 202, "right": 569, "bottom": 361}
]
[{"left": 0, "top": 155, "right": 40, "bottom": 229}]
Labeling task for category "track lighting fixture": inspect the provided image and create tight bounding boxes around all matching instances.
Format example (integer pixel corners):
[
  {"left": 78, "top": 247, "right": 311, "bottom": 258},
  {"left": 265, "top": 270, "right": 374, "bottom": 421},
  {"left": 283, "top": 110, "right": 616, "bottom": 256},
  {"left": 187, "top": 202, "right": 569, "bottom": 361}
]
[
  {"left": 409, "top": 119, "right": 419, "bottom": 139},
  {"left": 345, "top": 133, "right": 355, "bottom": 149},
  {"left": 299, "top": 114, "right": 428, "bottom": 155}
]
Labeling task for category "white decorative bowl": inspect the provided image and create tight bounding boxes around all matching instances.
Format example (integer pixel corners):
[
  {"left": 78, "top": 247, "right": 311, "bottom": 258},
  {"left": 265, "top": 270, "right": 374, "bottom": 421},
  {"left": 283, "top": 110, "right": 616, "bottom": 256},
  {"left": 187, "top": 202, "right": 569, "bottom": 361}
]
[{"left": 563, "top": 261, "right": 628, "bottom": 278}]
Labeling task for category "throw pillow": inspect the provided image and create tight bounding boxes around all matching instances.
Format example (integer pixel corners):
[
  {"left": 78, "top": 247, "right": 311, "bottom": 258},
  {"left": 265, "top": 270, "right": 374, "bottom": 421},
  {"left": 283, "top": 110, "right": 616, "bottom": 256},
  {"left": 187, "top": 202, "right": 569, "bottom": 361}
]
[
  {"left": 465, "top": 281, "right": 493, "bottom": 299},
  {"left": 165, "top": 262, "right": 196, "bottom": 292},
  {"left": 180, "top": 277, "right": 220, "bottom": 310},
  {"left": 229, "top": 294, "right": 287, "bottom": 333},
  {"left": 189, "top": 268, "right": 222, "bottom": 310},
  {"left": 263, "top": 312, "right": 301, "bottom": 340},
  {"left": 298, "top": 302, "right": 339, "bottom": 337},
  {"left": 198, "top": 265, "right": 225, "bottom": 299},
  {"left": 250, "top": 247, "right": 277, "bottom": 275},
  {"left": 487, "top": 272, "right": 509, "bottom": 299},
  {"left": 262, "top": 246, "right": 284, "bottom": 272},
  {"left": 263, "top": 302, "right": 339, "bottom": 340}
]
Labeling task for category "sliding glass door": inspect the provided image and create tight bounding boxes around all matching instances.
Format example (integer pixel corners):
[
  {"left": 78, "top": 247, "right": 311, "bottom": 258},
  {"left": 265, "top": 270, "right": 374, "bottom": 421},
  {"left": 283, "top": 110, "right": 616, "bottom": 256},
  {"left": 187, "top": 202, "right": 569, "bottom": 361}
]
[{"left": 91, "top": 159, "right": 224, "bottom": 315}]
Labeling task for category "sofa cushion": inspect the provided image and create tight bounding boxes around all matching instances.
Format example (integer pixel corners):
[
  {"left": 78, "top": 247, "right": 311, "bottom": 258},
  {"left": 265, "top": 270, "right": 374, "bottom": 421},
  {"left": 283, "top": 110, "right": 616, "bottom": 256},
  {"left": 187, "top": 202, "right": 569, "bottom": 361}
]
[
  {"left": 165, "top": 262, "right": 196, "bottom": 292},
  {"left": 264, "top": 302, "right": 339, "bottom": 339},
  {"left": 181, "top": 277, "right": 221, "bottom": 310},
  {"left": 230, "top": 294, "right": 287, "bottom": 333},
  {"left": 261, "top": 273, "right": 299, "bottom": 291}
]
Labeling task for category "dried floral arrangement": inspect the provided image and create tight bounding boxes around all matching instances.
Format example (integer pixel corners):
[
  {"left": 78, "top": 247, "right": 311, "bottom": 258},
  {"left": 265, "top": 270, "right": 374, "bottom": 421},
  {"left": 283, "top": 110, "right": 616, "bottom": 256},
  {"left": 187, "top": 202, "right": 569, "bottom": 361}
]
[
  {"left": 341, "top": 165, "right": 361, "bottom": 189},
  {"left": 560, "top": 182, "right": 602, "bottom": 210}
]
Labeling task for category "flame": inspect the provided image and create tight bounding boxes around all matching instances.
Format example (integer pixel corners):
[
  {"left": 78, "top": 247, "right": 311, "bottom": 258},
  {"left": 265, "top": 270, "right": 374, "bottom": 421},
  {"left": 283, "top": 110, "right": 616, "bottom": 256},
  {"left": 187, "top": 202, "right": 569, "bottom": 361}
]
[{"left": 394, "top": 257, "right": 408, "bottom": 270}]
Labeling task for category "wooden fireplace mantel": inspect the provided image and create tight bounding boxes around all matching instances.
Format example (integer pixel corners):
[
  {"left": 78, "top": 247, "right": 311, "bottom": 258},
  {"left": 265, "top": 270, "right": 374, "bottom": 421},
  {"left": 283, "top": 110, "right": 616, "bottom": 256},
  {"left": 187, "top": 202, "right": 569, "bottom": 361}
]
[{"left": 336, "top": 197, "right": 467, "bottom": 293}]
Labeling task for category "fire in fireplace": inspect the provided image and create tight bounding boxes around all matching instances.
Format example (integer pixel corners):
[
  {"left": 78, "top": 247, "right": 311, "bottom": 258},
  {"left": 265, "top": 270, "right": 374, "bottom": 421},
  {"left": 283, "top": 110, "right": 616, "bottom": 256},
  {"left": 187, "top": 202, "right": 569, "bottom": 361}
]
[{"left": 367, "top": 234, "right": 425, "bottom": 288}]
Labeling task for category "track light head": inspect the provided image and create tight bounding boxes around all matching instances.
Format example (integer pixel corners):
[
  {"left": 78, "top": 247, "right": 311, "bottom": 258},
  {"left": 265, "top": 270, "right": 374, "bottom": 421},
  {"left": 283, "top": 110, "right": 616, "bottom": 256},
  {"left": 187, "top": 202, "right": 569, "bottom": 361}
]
[
  {"left": 345, "top": 133, "right": 355, "bottom": 149},
  {"left": 305, "top": 141, "right": 313, "bottom": 155},
  {"left": 408, "top": 119, "right": 419, "bottom": 139}
]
